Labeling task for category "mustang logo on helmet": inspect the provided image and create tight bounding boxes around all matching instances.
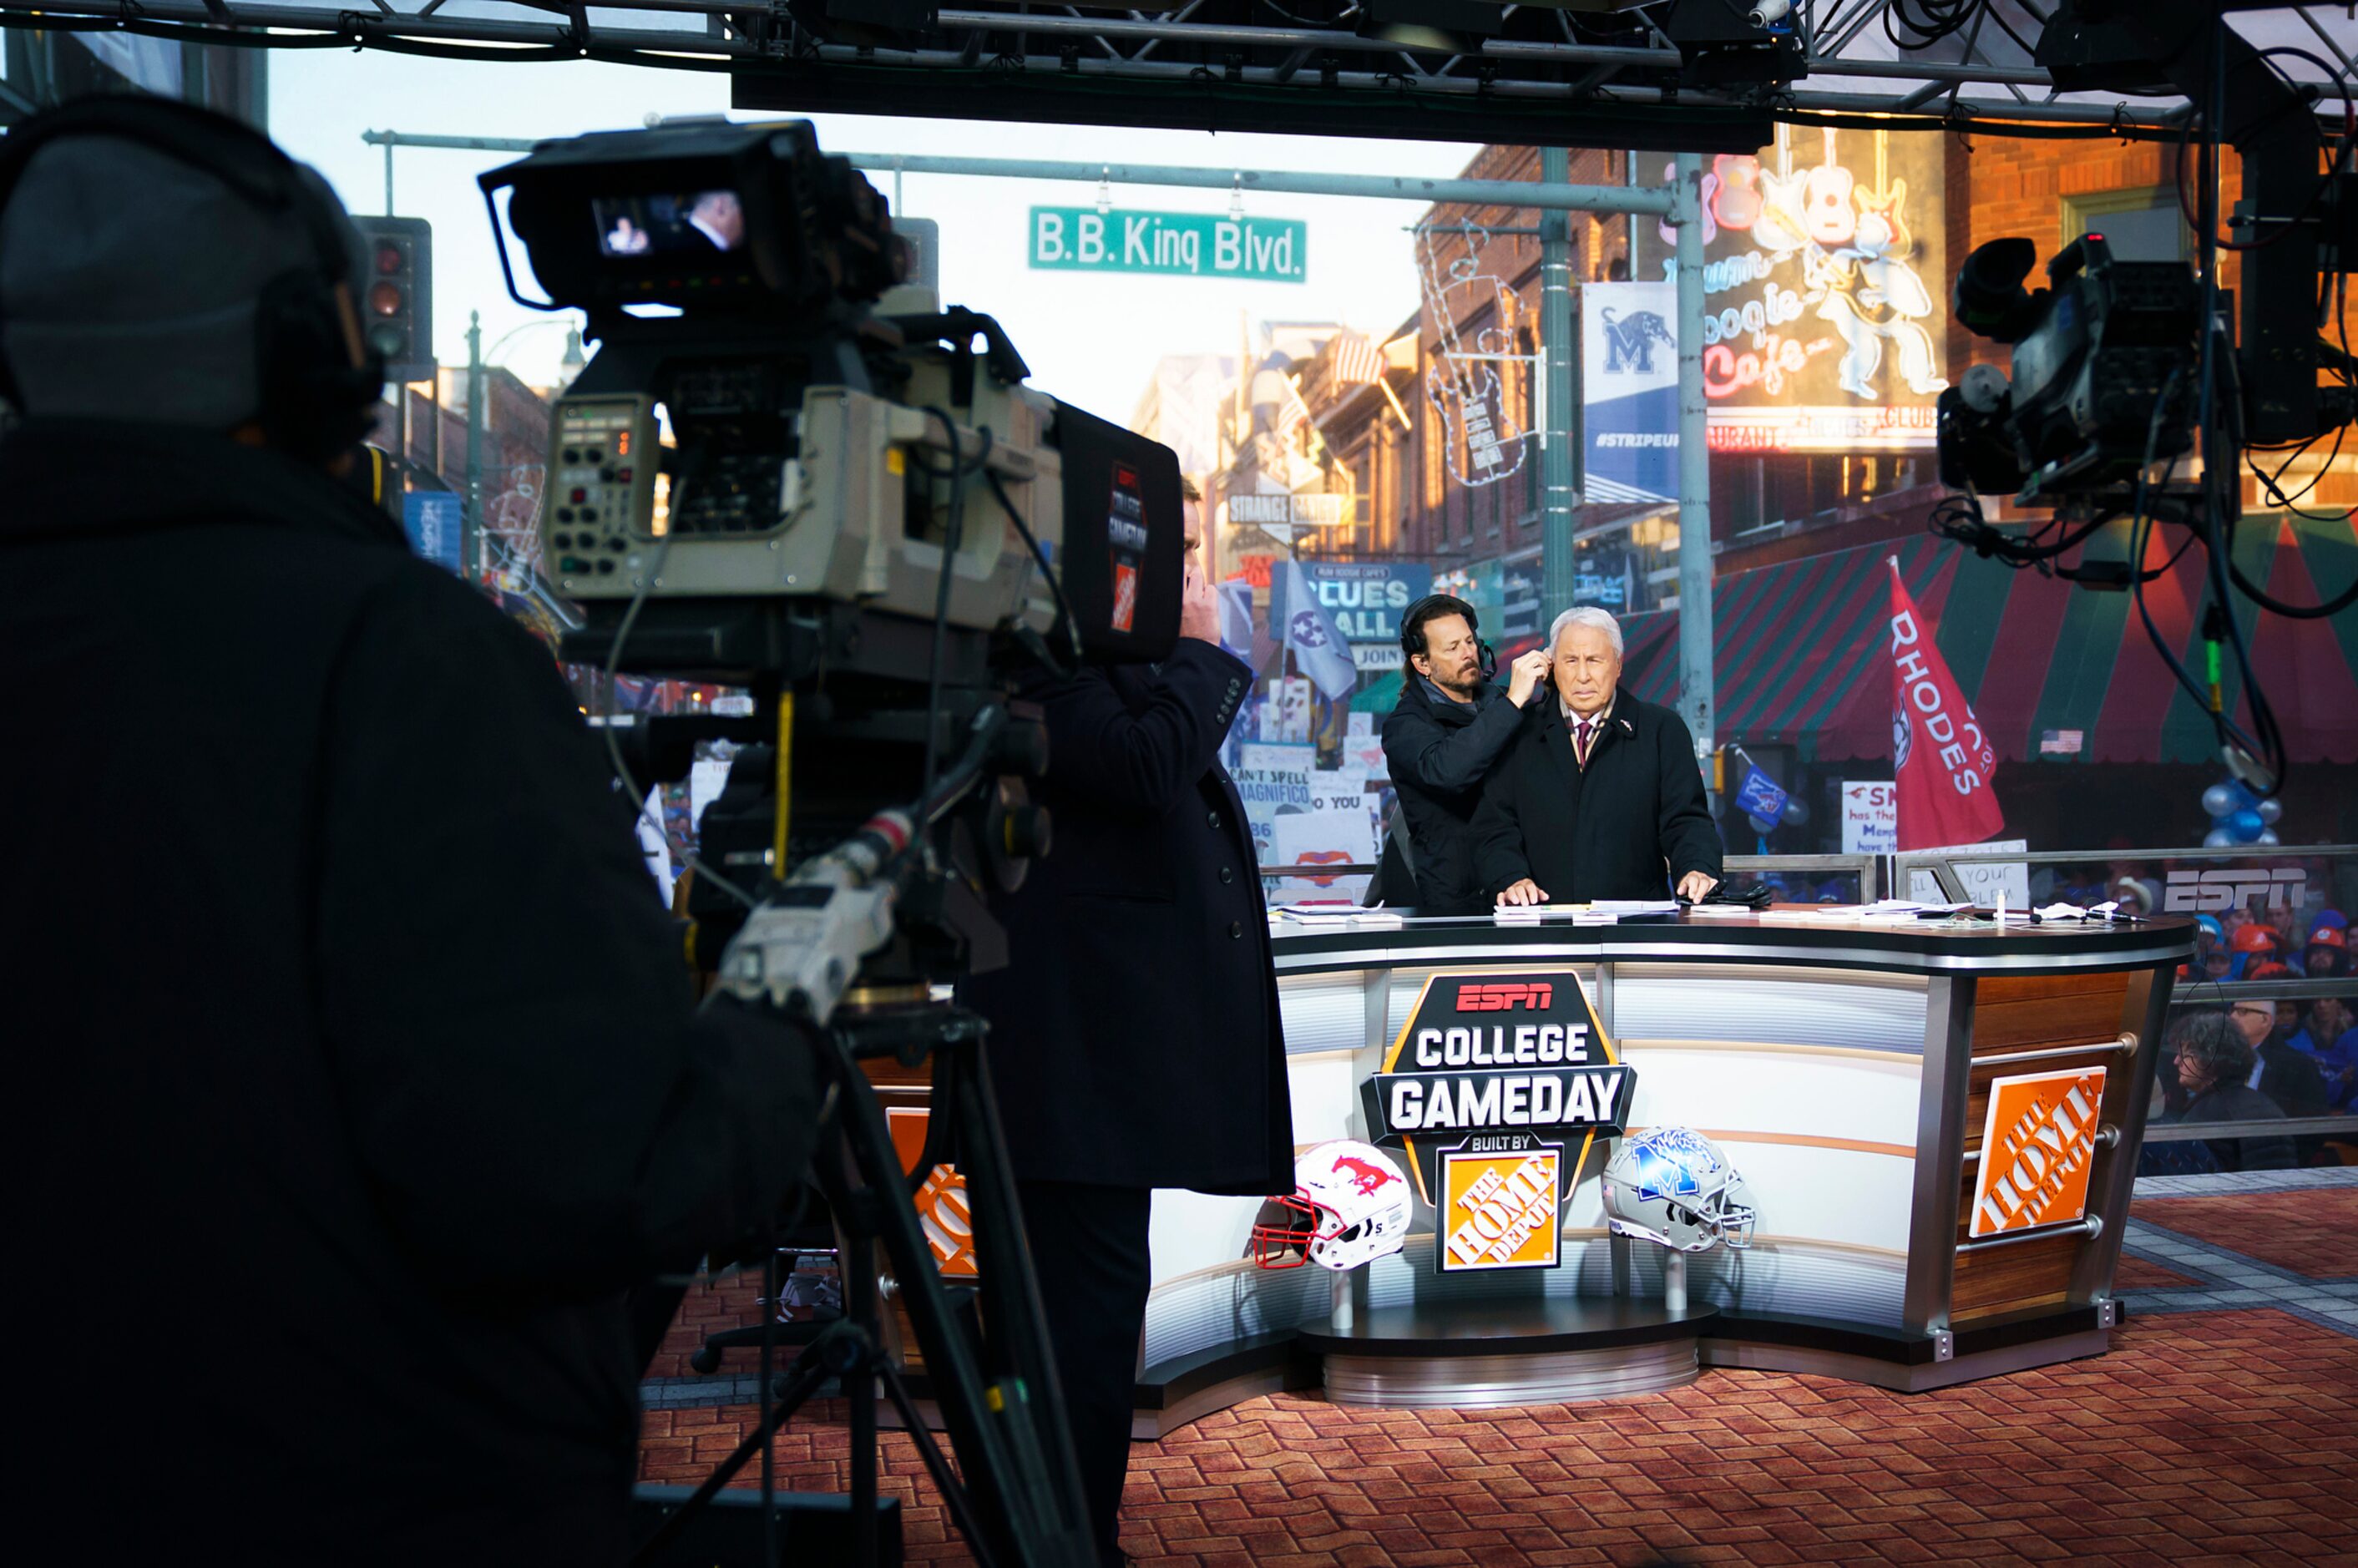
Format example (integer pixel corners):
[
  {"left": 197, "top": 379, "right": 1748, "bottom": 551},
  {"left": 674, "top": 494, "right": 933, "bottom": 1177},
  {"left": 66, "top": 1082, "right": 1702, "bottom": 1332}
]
[
  {"left": 1248, "top": 1141, "right": 1413, "bottom": 1272},
  {"left": 1331, "top": 1156, "right": 1400, "bottom": 1196},
  {"left": 1602, "top": 1127, "right": 1757, "bottom": 1253}
]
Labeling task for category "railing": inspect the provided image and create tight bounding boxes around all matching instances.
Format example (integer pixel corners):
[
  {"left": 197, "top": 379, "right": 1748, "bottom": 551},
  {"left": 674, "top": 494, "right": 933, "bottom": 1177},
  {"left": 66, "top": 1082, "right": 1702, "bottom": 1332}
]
[
  {"left": 2147, "top": 965, "right": 2358, "bottom": 1169},
  {"left": 1895, "top": 841, "right": 2358, "bottom": 909},
  {"left": 1254, "top": 853, "right": 1880, "bottom": 902}
]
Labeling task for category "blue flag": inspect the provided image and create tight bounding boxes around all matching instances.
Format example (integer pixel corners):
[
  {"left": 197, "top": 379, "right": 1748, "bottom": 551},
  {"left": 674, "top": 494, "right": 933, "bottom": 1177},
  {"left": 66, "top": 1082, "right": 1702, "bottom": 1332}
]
[
  {"left": 1272, "top": 559, "right": 1358, "bottom": 700},
  {"left": 1733, "top": 765, "right": 1789, "bottom": 822}
]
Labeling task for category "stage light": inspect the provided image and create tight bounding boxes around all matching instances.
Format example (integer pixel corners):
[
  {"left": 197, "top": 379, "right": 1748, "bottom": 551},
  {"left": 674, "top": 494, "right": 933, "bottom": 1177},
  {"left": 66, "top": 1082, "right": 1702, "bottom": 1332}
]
[{"left": 1354, "top": 0, "right": 1502, "bottom": 55}]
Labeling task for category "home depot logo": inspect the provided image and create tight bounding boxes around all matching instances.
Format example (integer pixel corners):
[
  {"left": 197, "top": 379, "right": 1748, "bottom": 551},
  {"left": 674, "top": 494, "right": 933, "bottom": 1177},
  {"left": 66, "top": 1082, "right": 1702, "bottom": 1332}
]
[
  {"left": 1440, "top": 1140, "right": 1563, "bottom": 1272},
  {"left": 1967, "top": 1067, "right": 2108, "bottom": 1239},
  {"left": 887, "top": 1107, "right": 979, "bottom": 1277},
  {"left": 2163, "top": 867, "right": 2307, "bottom": 913}
]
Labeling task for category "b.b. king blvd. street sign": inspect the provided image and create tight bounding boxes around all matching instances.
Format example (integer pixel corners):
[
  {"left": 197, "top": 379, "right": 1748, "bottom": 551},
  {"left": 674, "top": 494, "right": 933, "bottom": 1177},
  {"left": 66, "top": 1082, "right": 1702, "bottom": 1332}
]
[{"left": 1030, "top": 207, "right": 1306, "bottom": 283}]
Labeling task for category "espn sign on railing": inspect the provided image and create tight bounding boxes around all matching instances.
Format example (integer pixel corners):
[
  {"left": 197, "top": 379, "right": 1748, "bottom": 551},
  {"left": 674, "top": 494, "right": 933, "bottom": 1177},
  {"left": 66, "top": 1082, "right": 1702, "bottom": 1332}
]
[{"left": 2163, "top": 867, "right": 2307, "bottom": 914}]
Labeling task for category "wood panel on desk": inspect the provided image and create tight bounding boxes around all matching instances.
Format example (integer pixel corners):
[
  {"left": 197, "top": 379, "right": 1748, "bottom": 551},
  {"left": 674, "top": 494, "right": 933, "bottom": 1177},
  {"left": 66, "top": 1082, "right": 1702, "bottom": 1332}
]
[
  {"left": 1950, "top": 1229, "right": 2083, "bottom": 1321},
  {"left": 1960, "top": 1045, "right": 2127, "bottom": 1156},
  {"left": 1967, "top": 971, "right": 2135, "bottom": 1053}
]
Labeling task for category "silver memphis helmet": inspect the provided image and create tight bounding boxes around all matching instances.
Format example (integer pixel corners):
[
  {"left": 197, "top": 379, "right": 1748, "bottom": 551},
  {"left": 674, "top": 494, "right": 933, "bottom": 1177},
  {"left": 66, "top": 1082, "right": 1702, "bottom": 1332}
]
[{"left": 1602, "top": 1126, "right": 1757, "bottom": 1253}]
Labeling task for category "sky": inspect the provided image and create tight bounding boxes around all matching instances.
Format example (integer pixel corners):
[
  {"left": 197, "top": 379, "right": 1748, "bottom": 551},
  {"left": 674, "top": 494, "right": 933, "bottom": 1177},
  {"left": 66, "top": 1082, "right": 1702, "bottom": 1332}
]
[{"left": 267, "top": 53, "right": 1482, "bottom": 423}]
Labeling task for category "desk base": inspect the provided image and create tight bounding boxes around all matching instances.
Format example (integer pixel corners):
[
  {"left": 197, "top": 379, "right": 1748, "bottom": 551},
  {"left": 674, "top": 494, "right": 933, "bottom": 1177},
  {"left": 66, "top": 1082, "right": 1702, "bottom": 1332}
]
[{"left": 1296, "top": 1298, "right": 1721, "bottom": 1408}]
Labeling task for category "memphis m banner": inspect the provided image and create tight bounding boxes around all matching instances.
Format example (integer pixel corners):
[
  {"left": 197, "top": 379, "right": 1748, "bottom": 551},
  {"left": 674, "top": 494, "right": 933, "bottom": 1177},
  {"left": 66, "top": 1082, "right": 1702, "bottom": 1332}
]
[{"left": 1582, "top": 281, "right": 1678, "bottom": 505}]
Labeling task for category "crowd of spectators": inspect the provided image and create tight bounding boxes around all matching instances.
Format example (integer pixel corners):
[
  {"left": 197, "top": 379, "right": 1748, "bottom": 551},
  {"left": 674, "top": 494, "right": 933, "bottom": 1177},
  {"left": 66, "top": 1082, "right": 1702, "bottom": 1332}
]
[{"left": 2143, "top": 899, "right": 2357, "bottom": 1173}]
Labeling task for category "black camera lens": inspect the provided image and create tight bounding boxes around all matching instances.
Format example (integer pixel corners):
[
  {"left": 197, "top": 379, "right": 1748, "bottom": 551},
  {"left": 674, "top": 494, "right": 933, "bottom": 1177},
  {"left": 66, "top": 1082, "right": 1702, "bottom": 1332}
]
[{"left": 1954, "top": 237, "right": 2040, "bottom": 342}]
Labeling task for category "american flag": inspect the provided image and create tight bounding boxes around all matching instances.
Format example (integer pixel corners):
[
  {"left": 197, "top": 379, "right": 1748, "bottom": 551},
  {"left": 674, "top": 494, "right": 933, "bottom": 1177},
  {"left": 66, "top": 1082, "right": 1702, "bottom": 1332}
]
[
  {"left": 1327, "top": 331, "right": 1385, "bottom": 386},
  {"left": 1277, "top": 374, "right": 1314, "bottom": 438}
]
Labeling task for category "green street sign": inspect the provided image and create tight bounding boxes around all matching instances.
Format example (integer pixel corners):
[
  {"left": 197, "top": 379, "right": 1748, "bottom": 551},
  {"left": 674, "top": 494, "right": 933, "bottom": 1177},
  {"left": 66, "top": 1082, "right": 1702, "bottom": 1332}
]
[{"left": 1028, "top": 207, "right": 1306, "bottom": 283}]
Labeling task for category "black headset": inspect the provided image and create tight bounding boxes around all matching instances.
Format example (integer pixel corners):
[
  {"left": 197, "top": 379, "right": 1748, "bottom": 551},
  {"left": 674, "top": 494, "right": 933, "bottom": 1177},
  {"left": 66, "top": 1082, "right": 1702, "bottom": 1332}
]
[
  {"left": 1400, "top": 593, "right": 1497, "bottom": 681},
  {"left": 0, "top": 96, "right": 384, "bottom": 461}
]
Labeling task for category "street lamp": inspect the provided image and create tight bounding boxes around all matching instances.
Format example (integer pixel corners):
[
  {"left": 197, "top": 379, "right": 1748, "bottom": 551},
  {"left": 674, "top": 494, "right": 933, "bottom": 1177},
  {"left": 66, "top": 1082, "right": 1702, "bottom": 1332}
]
[{"left": 463, "top": 314, "right": 581, "bottom": 582}]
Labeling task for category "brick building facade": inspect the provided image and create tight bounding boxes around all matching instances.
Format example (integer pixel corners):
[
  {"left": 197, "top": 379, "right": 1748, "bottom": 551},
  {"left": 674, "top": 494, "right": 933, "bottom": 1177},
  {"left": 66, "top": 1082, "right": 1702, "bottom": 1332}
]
[{"left": 1259, "top": 125, "right": 2353, "bottom": 609}]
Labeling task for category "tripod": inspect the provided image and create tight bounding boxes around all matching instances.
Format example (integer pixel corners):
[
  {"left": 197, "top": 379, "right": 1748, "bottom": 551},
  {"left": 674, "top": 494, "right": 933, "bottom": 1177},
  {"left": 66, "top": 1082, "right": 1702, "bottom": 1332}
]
[{"left": 632, "top": 992, "right": 1096, "bottom": 1568}]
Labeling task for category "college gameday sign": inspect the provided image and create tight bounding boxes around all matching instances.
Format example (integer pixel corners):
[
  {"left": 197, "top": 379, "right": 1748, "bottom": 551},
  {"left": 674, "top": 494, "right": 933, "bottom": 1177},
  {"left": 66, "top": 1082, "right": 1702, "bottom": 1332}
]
[{"left": 1362, "top": 971, "right": 1633, "bottom": 1272}]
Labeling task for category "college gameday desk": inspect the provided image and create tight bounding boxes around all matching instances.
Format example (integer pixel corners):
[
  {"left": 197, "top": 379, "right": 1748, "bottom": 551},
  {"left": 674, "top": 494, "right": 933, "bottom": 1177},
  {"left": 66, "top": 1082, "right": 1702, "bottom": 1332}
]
[{"left": 1127, "top": 910, "right": 2191, "bottom": 1434}]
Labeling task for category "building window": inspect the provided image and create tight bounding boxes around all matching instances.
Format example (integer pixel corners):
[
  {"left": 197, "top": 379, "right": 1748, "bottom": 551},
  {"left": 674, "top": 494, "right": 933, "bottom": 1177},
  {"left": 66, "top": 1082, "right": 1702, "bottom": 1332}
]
[{"left": 2061, "top": 187, "right": 2188, "bottom": 264}]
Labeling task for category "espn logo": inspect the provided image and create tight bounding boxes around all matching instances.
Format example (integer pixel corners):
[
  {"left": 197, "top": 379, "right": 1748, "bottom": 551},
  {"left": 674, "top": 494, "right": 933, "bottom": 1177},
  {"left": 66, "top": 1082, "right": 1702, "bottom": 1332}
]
[
  {"left": 2163, "top": 867, "right": 2305, "bottom": 913},
  {"left": 1457, "top": 982, "right": 1553, "bottom": 1012}
]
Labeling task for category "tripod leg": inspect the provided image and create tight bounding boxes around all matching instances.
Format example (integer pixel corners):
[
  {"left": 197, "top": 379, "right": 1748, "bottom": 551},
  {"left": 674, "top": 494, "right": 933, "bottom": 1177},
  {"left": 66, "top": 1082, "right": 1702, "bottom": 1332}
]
[
  {"left": 628, "top": 1336, "right": 837, "bottom": 1568},
  {"left": 945, "top": 1035, "right": 1096, "bottom": 1550},
  {"left": 876, "top": 1357, "right": 999, "bottom": 1560},
  {"left": 843, "top": 1234, "right": 881, "bottom": 1568},
  {"left": 819, "top": 1026, "right": 1094, "bottom": 1568}
]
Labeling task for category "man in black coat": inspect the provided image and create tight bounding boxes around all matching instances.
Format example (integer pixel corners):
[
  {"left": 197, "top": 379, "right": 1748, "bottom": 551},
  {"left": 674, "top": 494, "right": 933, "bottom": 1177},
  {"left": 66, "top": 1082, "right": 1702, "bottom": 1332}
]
[
  {"left": 2229, "top": 992, "right": 2330, "bottom": 1161},
  {"left": 1379, "top": 594, "right": 1554, "bottom": 915},
  {"left": 1476, "top": 606, "right": 1723, "bottom": 906},
  {"left": 0, "top": 104, "right": 823, "bottom": 1565},
  {"left": 963, "top": 486, "right": 1291, "bottom": 1567}
]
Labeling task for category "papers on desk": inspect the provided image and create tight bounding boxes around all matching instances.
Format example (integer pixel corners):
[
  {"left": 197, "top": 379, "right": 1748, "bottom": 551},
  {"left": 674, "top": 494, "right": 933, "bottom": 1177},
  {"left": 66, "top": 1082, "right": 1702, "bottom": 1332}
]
[
  {"left": 1589, "top": 899, "right": 1682, "bottom": 916},
  {"left": 1269, "top": 906, "right": 1406, "bottom": 929},
  {"left": 1493, "top": 905, "right": 1617, "bottom": 925},
  {"left": 1861, "top": 898, "right": 1972, "bottom": 916}
]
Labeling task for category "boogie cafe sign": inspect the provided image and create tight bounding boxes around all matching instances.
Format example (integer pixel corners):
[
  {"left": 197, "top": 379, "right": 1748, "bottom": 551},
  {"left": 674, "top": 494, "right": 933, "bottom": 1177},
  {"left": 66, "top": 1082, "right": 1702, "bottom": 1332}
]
[{"left": 1360, "top": 971, "right": 1634, "bottom": 1273}]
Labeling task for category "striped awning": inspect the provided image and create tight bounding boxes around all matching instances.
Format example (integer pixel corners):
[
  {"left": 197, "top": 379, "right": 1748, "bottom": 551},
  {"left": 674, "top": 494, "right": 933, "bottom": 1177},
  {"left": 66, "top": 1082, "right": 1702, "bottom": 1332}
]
[{"left": 1619, "top": 513, "right": 2358, "bottom": 765}]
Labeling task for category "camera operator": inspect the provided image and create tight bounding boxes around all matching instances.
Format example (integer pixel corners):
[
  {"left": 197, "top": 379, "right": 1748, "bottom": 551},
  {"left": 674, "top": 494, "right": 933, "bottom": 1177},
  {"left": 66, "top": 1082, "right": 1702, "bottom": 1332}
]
[
  {"left": 964, "top": 479, "right": 1293, "bottom": 1567},
  {"left": 0, "top": 101, "right": 825, "bottom": 1564}
]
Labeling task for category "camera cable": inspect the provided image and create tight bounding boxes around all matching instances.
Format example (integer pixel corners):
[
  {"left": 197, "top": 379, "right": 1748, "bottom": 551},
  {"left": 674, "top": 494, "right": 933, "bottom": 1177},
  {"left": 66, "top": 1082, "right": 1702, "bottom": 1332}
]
[
  {"left": 599, "top": 439, "right": 761, "bottom": 910},
  {"left": 912, "top": 407, "right": 993, "bottom": 797},
  {"left": 985, "top": 465, "right": 1087, "bottom": 675}
]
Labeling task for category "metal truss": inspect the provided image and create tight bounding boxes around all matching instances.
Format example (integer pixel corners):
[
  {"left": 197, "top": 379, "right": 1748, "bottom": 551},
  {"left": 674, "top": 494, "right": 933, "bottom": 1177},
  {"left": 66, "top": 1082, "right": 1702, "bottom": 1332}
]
[{"left": 0, "top": 2, "right": 2349, "bottom": 149}]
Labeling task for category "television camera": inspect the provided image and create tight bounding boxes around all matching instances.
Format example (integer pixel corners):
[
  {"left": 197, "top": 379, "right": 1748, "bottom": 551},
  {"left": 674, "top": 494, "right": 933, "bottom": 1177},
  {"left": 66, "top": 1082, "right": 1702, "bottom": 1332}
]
[
  {"left": 1926, "top": 7, "right": 2358, "bottom": 798},
  {"left": 481, "top": 118, "right": 1181, "bottom": 1568}
]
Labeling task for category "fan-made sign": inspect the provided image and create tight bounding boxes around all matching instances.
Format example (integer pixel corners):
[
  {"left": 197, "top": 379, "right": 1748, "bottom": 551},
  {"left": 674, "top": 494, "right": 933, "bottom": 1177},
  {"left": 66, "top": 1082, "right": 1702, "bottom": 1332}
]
[
  {"left": 1967, "top": 1067, "right": 2107, "bottom": 1239},
  {"left": 1440, "top": 1134, "right": 1565, "bottom": 1272}
]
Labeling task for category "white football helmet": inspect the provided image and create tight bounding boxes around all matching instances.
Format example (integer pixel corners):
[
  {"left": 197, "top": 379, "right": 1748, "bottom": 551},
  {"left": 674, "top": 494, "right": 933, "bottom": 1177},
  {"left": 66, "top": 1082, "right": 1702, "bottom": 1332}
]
[
  {"left": 1602, "top": 1127, "right": 1757, "bottom": 1253},
  {"left": 1249, "top": 1141, "right": 1414, "bottom": 1272}
]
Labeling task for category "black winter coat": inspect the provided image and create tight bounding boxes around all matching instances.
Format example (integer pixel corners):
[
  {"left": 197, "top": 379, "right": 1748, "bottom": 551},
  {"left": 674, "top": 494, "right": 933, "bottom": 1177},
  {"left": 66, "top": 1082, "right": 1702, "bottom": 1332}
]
[
  {"left": 2177, "top": 1082, "right": 2295, "bottom": 1172},
  {"left": 1472, "top": 686, "right": 1723, "bottom": 903},
  {"left": 963, "top": 641, "right": 1293, "bottom": 1196},
  {"left": 1380, "top": 675, "right": 1529, "bottom": 916},
  {"left": 0, "top": 424, "right": 823, "bottom": 1565}
]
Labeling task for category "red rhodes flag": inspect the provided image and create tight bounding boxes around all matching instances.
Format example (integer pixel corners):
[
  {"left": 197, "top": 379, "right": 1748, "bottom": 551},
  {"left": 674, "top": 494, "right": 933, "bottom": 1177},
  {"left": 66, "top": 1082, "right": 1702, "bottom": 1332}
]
[{"left": 1889, "top": 558, "right": 2004, "bottom": 852}]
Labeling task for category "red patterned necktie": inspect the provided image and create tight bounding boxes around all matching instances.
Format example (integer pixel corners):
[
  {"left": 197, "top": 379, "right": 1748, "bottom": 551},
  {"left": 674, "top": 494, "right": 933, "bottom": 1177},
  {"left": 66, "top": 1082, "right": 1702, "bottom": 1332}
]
[{"left": 1574, "top": 716, "right": 1596, "bottom": 767}]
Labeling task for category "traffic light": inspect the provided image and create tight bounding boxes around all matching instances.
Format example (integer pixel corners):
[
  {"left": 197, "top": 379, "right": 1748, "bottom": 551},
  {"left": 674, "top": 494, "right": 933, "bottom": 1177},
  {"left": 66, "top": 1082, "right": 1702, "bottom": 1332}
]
[{"left": 352, "top": 216, "right": 433, "bottom": 383}]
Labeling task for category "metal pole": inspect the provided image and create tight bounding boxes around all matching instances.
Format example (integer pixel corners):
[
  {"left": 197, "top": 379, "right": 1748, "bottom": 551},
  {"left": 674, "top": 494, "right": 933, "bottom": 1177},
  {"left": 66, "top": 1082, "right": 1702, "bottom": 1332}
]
[
  {"left": 1540, "top": 145, "right": 1577, "bottom": 617},
  {"left": 356, "top": 129, "right": 1678, "bottom": 217},
  {"left": 1672, "top": 153, "right": 1715, "bottom": 800},
  {"left": 383, "top": 137, "right": 394, "bottom": 216},
  {"left": 465, "top": 309, "right": 483, "bottom": 586}
]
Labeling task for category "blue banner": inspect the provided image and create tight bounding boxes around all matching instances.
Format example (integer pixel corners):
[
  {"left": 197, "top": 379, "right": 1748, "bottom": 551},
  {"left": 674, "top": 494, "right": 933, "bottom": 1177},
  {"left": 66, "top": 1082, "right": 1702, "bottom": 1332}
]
[
  {"left": 1581, "top": 281, "right": 1679, "bottom": 505},
  {"left": 402, "top": 491, "right": 463, "bottom": 574}
]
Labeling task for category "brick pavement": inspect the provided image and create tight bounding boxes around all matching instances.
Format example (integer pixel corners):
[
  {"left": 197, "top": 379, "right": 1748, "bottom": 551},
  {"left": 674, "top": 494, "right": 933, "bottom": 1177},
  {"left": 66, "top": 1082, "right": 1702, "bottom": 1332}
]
[
  {"left": 2111, "top": 1253, "right": 2202, "bottom": 1291},
  {"left": 2133, "top": 1187, "right": 2358, "bottom": 1282},
  {"left": 639, "top": 1309, "right": 2358, "bottom": 1565},
  {"left": 641, "top": 1177, "right": 2358, "bottom": 1565}
]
